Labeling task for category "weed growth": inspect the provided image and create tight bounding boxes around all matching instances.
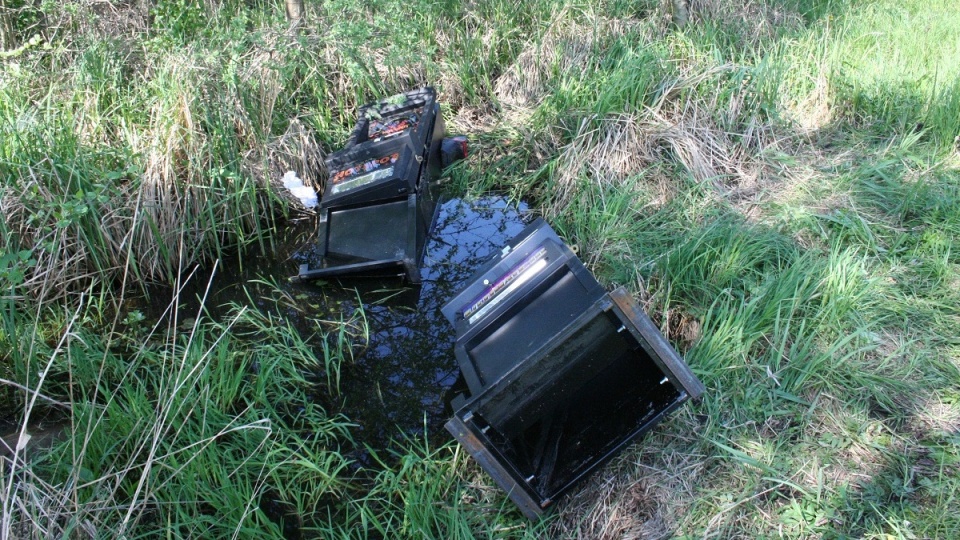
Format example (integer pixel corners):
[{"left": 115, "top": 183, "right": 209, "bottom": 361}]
[{"left": 3, "top": 0, "right": 959, "bottom": 537}]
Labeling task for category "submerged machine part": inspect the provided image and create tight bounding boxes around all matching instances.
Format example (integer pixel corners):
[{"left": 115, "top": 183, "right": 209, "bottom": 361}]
[
  {"left": 294, "top": 87, "right": 464, "bottom": 283},
  {"left": 442, "top": 219, "right": 705, "bottom": 519}
]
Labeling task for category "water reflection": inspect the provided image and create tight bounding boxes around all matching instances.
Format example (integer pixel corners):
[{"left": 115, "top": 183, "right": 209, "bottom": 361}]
[{"left": 331, "top": 197, "right": 531, "bottom": 461}]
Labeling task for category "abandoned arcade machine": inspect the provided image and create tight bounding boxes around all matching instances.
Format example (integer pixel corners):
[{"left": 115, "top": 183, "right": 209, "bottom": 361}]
[
  {"left": 294, "top": 89, "right": 703, "bottom": 519},
  {"left": 442, "top": 219, "right": 705, "bottom": 519},
  {"left": 294, "top": 87, "right": 465, "bottom": 283}
]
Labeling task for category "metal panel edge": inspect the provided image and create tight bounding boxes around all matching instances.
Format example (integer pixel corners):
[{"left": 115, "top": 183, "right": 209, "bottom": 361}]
[
  {"left": 444, "top": 416, "right": 543, "bottom": 520},
  {"left": 607, "top": 287, "right": 706, "bottom": 400}
]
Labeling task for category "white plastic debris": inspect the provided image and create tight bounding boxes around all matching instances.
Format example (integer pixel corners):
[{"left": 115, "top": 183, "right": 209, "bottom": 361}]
[
  {"left": 281, "top": 170, "right": 317, "bottom": 209},
  {"left": 281, "top": 170, "right": 300, "bottom": 188}
]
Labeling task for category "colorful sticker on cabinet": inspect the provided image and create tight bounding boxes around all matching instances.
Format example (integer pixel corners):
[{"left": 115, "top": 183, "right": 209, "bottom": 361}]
[
  {"left": 463, "top": 247, "right": 549, "bottom": 325},
  {"left": 330, "top": 152, "right": 400, "bottom": 189},
  {"left": 368, "top": 106, "right": 424, "bottom": 142}
]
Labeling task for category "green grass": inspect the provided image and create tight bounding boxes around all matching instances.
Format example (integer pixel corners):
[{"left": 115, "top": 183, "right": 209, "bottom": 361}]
[
  {"left": 827, "top": 0, "right": 960, "bottom": 145},
  {"left": 3, "top": 0, "right": 960, "bottom": 537}
]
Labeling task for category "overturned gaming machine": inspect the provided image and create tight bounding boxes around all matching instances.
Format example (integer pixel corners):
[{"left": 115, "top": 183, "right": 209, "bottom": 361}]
[
  {"left": 294, "top": 87, "right": 466, "bottom": 283},
  {"left": 442, "top": 219, "right": 705, "bottom": 519}
]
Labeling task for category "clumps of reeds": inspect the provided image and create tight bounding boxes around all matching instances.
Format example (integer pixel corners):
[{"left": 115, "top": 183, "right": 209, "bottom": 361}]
[
  {"left": 0, "top": 273, "right": 359, "bottom": 538},
  {"left": 132, "top": 50, "right": 275, "bottom": 277},
  {"left": 252, "top": 119, "right": 326, "bottom": 211},
  {"left": 299, "top": 3, "right": 438, "bottom": 106},
  {"left": 1, "top": 34, "right": 330, "bottom": 302},
  {"left": 0, "top": 160, "right": 136, "bottom": 304}
]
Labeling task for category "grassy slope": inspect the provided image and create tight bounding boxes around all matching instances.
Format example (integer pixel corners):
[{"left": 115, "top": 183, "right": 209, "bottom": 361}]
[
  {"left": 2, "top": 0, "right": 959, "bottom": 538},
  {"left": 532, "top": 2, "right": 960, "bottom": 538}
]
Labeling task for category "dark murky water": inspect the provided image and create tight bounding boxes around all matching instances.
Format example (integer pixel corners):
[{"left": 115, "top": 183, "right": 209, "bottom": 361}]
[
  {"left": 321, "top": 196, "right": 532, "bottom": 458},
  {"left": 147, "top": 196, "right": 532, "bottom": 460}
]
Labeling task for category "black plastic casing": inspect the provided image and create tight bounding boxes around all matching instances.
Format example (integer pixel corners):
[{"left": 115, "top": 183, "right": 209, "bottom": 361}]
[
  {"left": 321, "top": 137, "right": 421, "bottom": 209},
  {"left": 442, "top": 219, "right": 606, "bottom": 394},
  {"left": 348, "top": 87, "right": 440, "bottom": 155},
  {"left": 443, "top": 219, "right": 705, "bottom": 519},
  {"left": 295, "top": 87, "right": 445, "bottom": 283}
]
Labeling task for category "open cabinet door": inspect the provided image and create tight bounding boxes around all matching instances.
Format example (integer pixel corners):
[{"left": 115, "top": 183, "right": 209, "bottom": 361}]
[{"left": 443, "top": 219, "right": 704, "bottom": 518}]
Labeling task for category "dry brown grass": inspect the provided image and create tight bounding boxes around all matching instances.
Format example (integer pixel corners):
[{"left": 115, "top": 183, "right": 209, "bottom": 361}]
[
  {"left": 908, "top": 395, "right": 960, "bottom": 438},
  {"left": 546, "top": 114, "right": 674, "bottom": 216},
  {"left": 486, "top": 2, "right": 826, "bottom": 228},
  {"left": 550, "top": 414, "right": 706, "bottom": 540},
  {"left": 494, "top": 13, "right": 602, "bottom": 110},
  {"left": 86, "top": 0, "right": 150, "bottom": 38},
  {"left": 501, "top": 43, "right": 804, "bottom": 223},
  {"left": 248, "top": 119, "right": 326, "bottom": 210},
  {"left": 800, "top": 394, "right": 889, "bottom": 489},
  {"left": 544, "top": 93, "right": 779, "bottom": 222},
  {"left": 687, "top": 0, "right": 805, "bottom": 46},
  {"left": 494, "top": 11, "right": 656, "bottom": 110}
]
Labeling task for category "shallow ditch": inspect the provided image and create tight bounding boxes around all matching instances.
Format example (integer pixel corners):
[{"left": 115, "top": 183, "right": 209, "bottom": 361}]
[
  {"left": 0, "top": 195, "right": 537, "bottom": 537},
  {"left": 143, "top": 195, "right": 532, "bottom": 462}
]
